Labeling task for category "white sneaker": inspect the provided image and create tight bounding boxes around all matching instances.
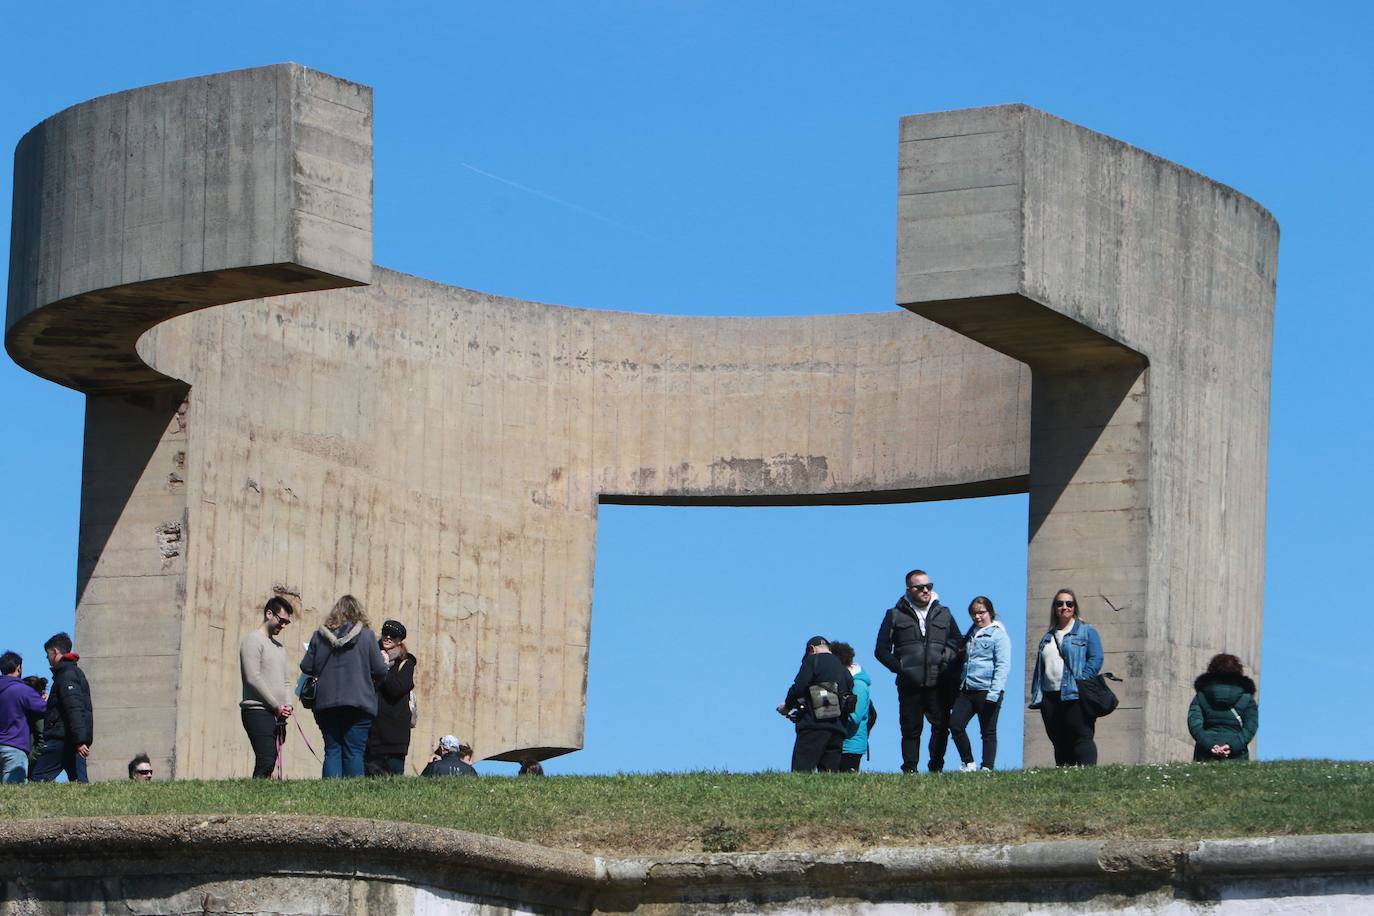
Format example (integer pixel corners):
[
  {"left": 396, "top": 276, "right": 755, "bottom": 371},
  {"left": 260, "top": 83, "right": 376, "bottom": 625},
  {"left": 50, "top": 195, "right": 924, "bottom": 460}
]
[{"left": 959, "top": 762, "right": 978, "bottom": 772}]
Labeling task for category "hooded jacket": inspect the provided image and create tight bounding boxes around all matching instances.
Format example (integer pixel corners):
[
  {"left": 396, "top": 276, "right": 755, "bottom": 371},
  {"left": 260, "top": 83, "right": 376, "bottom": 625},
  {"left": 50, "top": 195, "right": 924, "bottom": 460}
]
[
  {"left": 1187, "top": 672, "right": 1258, "bottom": 761},
  {"left": 842, "top": 665, "right": 872, "bottom": 756},
  {"left": 300, "top": 623, "right": 389, "bottom": 716},
  {"left": 0, "top": 677, "right": 47, "bottom": 752},
  {"left": 44, "top": 655, "right": 93, "bottom": 747},
  {"left": 960, "top": 620, "right": 1012, "bottom": 703},
  {"left": 874, "top": 594, "right": 962, "bottom": 689}
]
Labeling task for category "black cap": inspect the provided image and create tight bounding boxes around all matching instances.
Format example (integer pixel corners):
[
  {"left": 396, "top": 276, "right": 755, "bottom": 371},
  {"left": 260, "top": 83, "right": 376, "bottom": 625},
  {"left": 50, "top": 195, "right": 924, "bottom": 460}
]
[
  {"left": 381, "top": 619, "right": 407, "bottom": 641},
  {"left": 806, "top": 635, "right": 829, "bottom": 650}
]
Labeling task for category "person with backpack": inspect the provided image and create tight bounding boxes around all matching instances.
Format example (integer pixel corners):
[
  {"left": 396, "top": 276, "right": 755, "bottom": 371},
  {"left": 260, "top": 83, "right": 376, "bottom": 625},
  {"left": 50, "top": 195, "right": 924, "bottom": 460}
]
[
  {"left": 365, "top": 619, "right": 417, "bottom": 776},
  {"left": 1188, "top": 654, "right": 1258, "bottom": 761},
  {"left": 949, "top": 596, "right": 1012, "bottom": 771},
  {"left": 777, "top": 636, "right": 854, "bottom": 773},
  {"left": 829, "top": 642, "right": 873, "bottom": 772}
]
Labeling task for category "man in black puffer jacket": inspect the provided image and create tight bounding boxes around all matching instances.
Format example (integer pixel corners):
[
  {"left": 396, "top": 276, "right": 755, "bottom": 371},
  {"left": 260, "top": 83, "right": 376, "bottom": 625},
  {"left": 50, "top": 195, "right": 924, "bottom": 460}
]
[
  {"left": 30, "top": 632, "right": 93, "bottom": 783},
  {"left": 874, "top": 569, "right": 963, "bottom": 773},
  {"left": 777, "top": 636, "right": 854, "bottom": 773}
]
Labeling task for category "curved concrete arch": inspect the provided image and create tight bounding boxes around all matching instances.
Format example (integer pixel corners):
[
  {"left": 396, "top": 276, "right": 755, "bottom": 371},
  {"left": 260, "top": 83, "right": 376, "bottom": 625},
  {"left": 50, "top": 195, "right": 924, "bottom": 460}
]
[{"left": 5, "top": 65, "right": 1275, "bottom": 777}]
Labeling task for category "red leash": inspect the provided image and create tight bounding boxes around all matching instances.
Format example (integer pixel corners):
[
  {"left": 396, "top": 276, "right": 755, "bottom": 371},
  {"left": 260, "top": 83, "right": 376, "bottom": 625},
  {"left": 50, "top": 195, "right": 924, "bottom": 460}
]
[
  {"left": 274, "top": 719, "right": 286, "bottom": 781},
  {"left": 271, "top": 716, "right": 321, "bottom": 780},
  {"left": 294, "top": 718, "right": 321, "bottom": 761}
]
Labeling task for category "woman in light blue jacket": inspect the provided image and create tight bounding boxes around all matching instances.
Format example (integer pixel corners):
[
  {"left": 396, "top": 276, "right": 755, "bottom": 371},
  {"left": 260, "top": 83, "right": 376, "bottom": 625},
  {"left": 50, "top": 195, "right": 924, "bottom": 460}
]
[
  {"left": 950, "top": 596, "right": 1012, "bottom": 771},
  {"left": 829, "top": 642, "right": 871, "bottom": 771},
  {"left": 1028, "top": 588, "right": 1104, "bottom": 766}
]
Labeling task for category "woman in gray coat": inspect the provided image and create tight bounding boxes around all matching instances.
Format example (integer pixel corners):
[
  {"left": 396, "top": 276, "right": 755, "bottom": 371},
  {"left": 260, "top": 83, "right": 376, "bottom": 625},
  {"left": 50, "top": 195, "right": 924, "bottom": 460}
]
[{"left": 300, "top": 595, "right": 388, "bottom": 778}]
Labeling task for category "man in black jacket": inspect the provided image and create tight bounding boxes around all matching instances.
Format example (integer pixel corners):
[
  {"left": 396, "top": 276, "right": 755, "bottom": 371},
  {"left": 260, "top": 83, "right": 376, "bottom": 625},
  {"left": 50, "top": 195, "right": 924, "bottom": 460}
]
[
  {"left": 874, "top": 569, "right": 963, "bottom": 773},
  {"left": 777, "top": 636, "right": 854, "bottom": 773},
  {"left": 421, "top": 735, "right": 478, "bottom": 776},
  {"left": 30, "top": 632, "right": 93, "bottom": 783}
]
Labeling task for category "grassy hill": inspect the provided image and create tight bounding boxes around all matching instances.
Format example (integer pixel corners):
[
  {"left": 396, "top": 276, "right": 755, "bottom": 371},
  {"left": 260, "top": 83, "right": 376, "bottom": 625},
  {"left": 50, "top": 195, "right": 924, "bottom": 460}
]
[{"left": 4, "top": 760, "right": 1370, "bottom": 855}]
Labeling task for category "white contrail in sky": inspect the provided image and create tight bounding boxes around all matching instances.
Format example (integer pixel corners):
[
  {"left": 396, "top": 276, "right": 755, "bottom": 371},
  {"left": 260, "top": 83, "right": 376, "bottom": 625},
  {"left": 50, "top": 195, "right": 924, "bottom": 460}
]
[{"left": 461, "top": 162, "right": 664, "bottom": 245}]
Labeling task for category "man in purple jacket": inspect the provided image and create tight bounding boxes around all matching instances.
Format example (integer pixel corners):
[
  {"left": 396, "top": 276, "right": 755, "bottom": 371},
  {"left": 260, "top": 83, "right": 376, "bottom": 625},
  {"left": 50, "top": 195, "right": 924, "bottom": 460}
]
[{"left": 1, "top": 651, "right": 47, "bottom": 783}]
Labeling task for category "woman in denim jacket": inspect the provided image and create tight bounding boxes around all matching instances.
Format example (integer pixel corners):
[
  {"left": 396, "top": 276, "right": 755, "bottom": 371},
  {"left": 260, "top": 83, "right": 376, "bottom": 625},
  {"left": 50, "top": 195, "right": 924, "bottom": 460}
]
[
  {"left": 1028, "top": 588, "right": 1104, "bottom": 766},
  {"left": 950, "top": 596, "right": 1012, "bottom": 771}
]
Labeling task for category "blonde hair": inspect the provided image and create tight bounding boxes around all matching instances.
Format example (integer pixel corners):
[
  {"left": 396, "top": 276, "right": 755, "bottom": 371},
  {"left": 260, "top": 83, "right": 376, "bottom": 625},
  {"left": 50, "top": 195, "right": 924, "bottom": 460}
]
[{"left": 324, "top": 594, "right": 370, "bottom": 630}]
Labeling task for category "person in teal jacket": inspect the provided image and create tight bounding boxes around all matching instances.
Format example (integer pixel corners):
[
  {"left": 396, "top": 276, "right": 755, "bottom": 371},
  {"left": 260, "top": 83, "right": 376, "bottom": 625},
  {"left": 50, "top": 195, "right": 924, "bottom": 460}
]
[
  {"left": 829, "top": 642, "right": 871, "bottom": 771},
  {"left": 1188, "top": 654, "right": 1258, "bottom": 761}
]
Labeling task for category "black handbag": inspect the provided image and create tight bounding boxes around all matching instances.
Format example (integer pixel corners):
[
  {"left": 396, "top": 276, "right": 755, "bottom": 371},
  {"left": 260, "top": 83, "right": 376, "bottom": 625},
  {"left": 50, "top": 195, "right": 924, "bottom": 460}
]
[
  {"left": 1055, "top": 630, "right": 1120, "bottom": 718},
  {"left": 299, "top": 636, "right": 333, "bottom": 710},
  {"left": 299, "top": 675, "right": 318, "bottom": 709}
]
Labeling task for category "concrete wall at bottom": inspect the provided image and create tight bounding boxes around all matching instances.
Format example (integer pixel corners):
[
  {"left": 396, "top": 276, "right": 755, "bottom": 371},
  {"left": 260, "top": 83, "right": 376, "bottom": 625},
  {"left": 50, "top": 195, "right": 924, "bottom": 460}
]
[{"left": 3, "top": 818, "right": 1373, "bottom": 915}]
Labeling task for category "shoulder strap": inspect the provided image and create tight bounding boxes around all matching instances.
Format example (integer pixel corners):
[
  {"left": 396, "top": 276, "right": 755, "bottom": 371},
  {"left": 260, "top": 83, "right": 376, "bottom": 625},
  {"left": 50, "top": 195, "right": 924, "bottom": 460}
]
[{"left": 313, "top": 634, "right": 337, "bottom": 676}]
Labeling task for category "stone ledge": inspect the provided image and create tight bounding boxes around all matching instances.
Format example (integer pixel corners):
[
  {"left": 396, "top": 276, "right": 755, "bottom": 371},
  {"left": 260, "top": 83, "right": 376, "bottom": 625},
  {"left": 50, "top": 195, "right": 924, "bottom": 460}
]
[{"left": 4, "top": 817, "right": 1371, "bottom": 895}]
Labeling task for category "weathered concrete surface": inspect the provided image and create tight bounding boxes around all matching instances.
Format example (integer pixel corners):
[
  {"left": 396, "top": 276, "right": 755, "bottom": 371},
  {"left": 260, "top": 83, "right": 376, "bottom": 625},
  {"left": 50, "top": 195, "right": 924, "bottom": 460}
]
[
  {"left": 2, "top": 818, "right": 1370, "bottom": 914},
  {"left": 7, "top": 62, "right": 372, "bottom": 392},
  {"left": 6, "top": 67, "right": 1275, "bottom": 777},
  {"left": 134, "top": 274, "right": 1029, "bottom": 776},
  {"left": 897, "top": 105, "right": 1277, "bottom": 764}
]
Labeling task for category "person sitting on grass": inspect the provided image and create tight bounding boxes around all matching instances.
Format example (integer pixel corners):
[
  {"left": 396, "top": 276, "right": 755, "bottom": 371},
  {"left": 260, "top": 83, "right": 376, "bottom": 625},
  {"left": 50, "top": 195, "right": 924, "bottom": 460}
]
[
  {"left": 128, "top": 752, "right": 153, "bottom": 781},
  {"left": 421, "top": 735, "right": 477, "bottom": 776}
]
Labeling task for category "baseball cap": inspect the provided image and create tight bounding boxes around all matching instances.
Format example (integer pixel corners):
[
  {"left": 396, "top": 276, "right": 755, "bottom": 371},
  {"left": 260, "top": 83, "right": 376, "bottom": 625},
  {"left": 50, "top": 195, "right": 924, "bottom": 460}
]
[
  {"left": 439, "top": 735, "right": 461, "bottom": 752},
  {"left": 381, "top": 619, "right": 407, "bottom": 640},
  {"left": 806, "top": 635, "right": 829, "bottom": 650}
]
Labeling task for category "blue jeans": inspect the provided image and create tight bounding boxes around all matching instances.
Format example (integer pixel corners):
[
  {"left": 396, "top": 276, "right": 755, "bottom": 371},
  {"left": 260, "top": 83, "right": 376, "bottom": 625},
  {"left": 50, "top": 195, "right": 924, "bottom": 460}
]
[
  {"left": 314, "top": 707, "right": 372, "bottom": 778},
  {"left": 1, "top": 744, "right": 29, "bottom": 783},
  {"left": 29, "top": 740, "right": 89, "bottom": 783}
]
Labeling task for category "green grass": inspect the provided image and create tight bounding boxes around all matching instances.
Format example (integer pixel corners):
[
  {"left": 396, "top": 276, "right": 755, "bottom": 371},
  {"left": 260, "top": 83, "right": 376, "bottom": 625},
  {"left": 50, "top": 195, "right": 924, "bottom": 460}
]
[{"left": 2, "top": 760, "right": 1370, "bottom": 855}]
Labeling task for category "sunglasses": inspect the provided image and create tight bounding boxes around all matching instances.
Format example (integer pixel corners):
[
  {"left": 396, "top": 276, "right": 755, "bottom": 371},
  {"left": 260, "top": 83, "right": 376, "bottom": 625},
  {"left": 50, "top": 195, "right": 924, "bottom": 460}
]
[
  {"left": 134, "top": 769, "right": 153, "bottom": 776},
  {"left": 1054, "top": 600, "right": 1076, "bottom": 608},
  {"left": 909, "top": 582, "right": 934, "bottom": 591}
]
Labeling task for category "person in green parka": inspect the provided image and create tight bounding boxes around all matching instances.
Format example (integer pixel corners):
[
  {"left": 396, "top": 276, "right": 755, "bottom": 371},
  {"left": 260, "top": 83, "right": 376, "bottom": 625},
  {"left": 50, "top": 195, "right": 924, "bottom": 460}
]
[{"left": 1188, "top": 653, "right": 1258, "bottom": 761}]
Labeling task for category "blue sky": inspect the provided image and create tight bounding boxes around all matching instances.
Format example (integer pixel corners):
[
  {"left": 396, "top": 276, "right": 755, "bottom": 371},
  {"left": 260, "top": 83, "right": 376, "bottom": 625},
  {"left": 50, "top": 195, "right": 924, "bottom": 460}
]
[{"left": 1, "top": 2, "right": 1369, "bottom": 775}]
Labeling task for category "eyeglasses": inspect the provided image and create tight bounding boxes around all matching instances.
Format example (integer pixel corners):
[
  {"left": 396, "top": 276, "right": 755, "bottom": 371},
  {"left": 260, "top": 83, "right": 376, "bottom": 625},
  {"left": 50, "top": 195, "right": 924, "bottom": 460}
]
[
  {"left": 909, "top": 582, "right": 934, "bottom": 591},
  {"left": 1054, "top": 600, "right": 1076, "bottom": 608}
]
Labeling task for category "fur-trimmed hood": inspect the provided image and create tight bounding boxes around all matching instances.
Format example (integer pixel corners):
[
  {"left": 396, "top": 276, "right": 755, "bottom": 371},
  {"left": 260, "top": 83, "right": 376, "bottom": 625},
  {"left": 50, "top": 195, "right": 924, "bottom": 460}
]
[
  {"left": 316, "top": 622, "right": 363, "bottom": 649},
  {"left": 1193, "top": 671, "right": 1257, "bottom": 694}
]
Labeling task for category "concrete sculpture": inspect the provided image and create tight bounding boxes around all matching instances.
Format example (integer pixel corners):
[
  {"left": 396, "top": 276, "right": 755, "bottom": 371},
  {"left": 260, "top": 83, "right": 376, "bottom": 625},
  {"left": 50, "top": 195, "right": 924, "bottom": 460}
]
[{"left": 5, "top": 65, "right": 1276, "bottom": 779}]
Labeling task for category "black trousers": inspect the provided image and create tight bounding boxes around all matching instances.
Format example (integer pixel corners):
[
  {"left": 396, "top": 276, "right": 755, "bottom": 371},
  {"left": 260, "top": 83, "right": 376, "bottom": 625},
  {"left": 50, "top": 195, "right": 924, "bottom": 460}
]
[
  {"left": 949, "top": 689, "right": 1002, "bottom": 769},
  {"left": 1039, "top": 690, "right": 1097, "bottom": 766},
  {"left": 29, "top": 740, "right": 88, "bottom": 783},
  {"left": 241, "top": 707, "right": 281, "bottom": 778},
  {"left": 365, "top": 753, "right": 406, "bottom": 776},
  {"left": 839, "top": 752, "right": 863, "bottom": 772},
  {"left": 791, "top": 728, "right": 843, "bottom": 773},
  {"left": 897, "top": 682, "right": 956, "bottom": 772}
]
